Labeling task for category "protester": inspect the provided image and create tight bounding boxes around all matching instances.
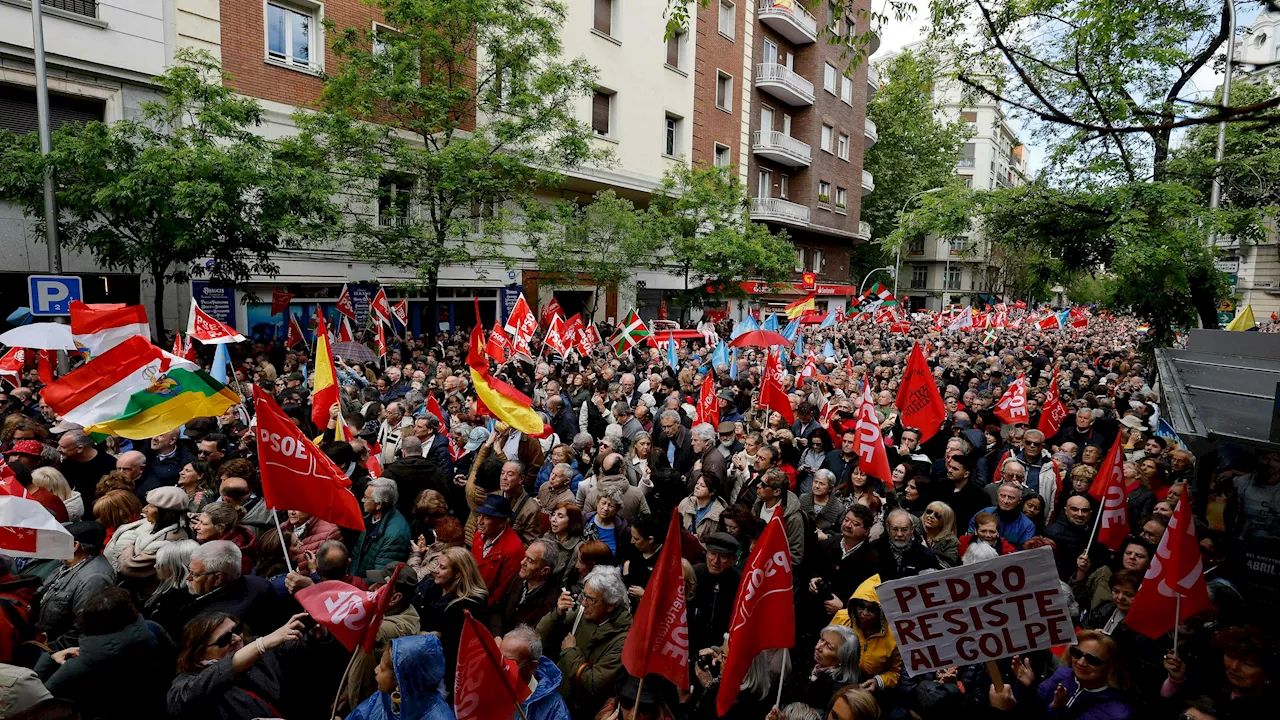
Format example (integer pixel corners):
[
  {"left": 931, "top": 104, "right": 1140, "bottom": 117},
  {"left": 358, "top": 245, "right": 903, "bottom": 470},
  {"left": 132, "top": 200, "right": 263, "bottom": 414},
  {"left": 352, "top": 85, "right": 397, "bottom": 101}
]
[
  {"left": 832, "top": 575, "right": 902, "bottom": 691},
  {"left": 193, "top": 501, "right": 258, "bottom": 576},
  {"left": 351, "top": 478, "right": 413, "bottom": 581},
  {"left": 536, "top": 565, "right": 633, "bottom": 717},
  {"left": 414, "top": 545, "right": 488, "bottom": 692},
  {"left": 500, "top": 624, "right": 572, "bottom": 720},
  {"left": 347, "top": 634, "right": 454, "bottom": 720}
]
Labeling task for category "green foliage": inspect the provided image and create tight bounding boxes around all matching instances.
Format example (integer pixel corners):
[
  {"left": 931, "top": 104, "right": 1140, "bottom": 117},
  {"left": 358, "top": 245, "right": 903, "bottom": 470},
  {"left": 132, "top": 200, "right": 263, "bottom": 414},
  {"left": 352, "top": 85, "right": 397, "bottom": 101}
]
[
  {"left": 882, "top": 183, "right": 976, "bottom": 257},
  {"left": 0, "top": 49, "right": 339, "bottom": 335},
  {"left": 1064, "top": 273, "right": 1109, "bottom": 305},
  {"left": 862, "top": 49, "right": 969, "bottom": 244},
  {"left": 297, "top": 0, "right": 604, "bottom": 322},
  {"left": 645, "top": 165, "right": 794, "bottom": 309}
]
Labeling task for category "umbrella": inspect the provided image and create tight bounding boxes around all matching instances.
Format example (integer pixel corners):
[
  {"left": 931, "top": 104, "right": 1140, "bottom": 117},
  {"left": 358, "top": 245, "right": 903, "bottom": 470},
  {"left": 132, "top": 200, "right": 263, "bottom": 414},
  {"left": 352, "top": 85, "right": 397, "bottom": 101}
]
[
  {"left": 728, "top": 330, "right": 792, "bottom": 348},
  {"left": 6, "top": 307, "right": 32, "bottom": 326},
  {"left": 0, "top": 495, "right": 75, "bottom": 559},
  {"left": 0, "top": 323, "right": 76, "bottom": 350},
  {"left": 331, "top": 341, "right": 379, "bottom": 363},
  {"left": 798, "top": 313, "right": 828, "bottom": 325}
]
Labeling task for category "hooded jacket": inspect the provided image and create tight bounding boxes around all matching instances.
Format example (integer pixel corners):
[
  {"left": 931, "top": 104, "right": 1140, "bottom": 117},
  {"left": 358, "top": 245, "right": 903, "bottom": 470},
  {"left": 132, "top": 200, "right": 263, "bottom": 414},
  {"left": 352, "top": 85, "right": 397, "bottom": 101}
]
[
  {"left": 582, "top": 473, "right": 650, "bottom": 524},
  {"left": 832, "top": 575, "right": 903, "bottom": 689},
  {"left": 41, "top": 615, "right": 174, "bottom": 719},
  {"left": 343, "top": 606, "right": 421, "bottom": 712},
  {"left": 105, "top": 518, "right": 189, "bottom": 579},
  {"left": 521, "top": 656, "right": 572, "bottom": 720},
  {"left": 537, "top": 603, "right": 633, "bottom": 717},
  {"left": 677, "top": 495, "right": 727, "bottom": 541},
  {"left": 751, "top": 490, "right": 807, "bottom": 564},
  {"left": 348, "top": 635, "right": 455, "bottom": 720}
]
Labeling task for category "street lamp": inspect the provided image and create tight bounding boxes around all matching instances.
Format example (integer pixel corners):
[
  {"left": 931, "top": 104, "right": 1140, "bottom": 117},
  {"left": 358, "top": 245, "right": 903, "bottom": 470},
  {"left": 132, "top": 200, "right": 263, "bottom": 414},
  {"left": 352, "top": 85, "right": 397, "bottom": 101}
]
[
  {"left": 893, "top": 187, "right": 944, "bottom": 298},
  {"left": 860, "top": 266, "right": 895, "bottom": 298}
]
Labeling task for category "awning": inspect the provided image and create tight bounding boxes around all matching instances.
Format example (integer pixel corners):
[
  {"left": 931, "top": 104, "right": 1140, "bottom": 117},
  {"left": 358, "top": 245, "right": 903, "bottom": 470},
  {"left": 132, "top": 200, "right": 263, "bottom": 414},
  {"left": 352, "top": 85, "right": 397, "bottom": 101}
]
[{"left": 738, "top": 281, "right": 857, "bottom": 296}]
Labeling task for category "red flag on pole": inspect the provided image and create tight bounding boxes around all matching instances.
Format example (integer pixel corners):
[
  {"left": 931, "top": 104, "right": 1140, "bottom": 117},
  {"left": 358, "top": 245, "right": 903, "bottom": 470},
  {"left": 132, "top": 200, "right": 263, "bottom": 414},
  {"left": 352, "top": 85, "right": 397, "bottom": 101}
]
[
  {"left": 455, "top": 610, "right": 532, "bottom": 720},
  {"left": 254, "top": 389, "right": 365, "bottom": 530},
  {"left": 270, "top": 290, "right": 294, "bottom": 316},
  {"left": 894, "top": 342, "right": 945, "bottom": 442},
  {"left": 286, "top": 314, "right": 305, "bottom": 349},
  {"left": 758, "top": 349, "right": 794, "bottom": 425},
  {"left": 622, "top": 510, "right": 689, "bottom": 686},
  {"left": 540, "top": 297, "right": 564, "bottom": 328},
  {"left": 853, "top": 380, "right": 893, "bottom": 485},
  {"left": 375, "top": 323, "right": 388, "bottom": 358},
  {"left": 1125, "top": 497, "right": 1211, "bottom": 639},
  {"left": 335, "top": 284, "right": 356, "bottom": 322},
  {"left": 993, "top": 374, "right": 1029, "bottom": 425},
  {"left": 485, "top": 326, "right": 510, "bottom": 364},
  {"left": 337, "top": 317, "right": 355, "bottom": 344},
  {"left": 37, "top": 350, "right": 55, "bottom": 385},
  {"left": 696, "top": 372, "right": 719, "bottom": 428},
  {"left": 1038, "top": 374, "right": 1071, "bottom": 437},
  {"left": 1086, "top": 430, "right": 1130, "bottom": 551},
  {"left": 391, "top": 299, "right": 409, "bottom": 327},
  {"left": 370, "top": 288, "right": 392, "bottom": 327},
  {"left": 716, "top": 515, "right": 795, "bottom": 716},
  {"left": 295, "top": 564, "right": 399, "bottom": 652}
]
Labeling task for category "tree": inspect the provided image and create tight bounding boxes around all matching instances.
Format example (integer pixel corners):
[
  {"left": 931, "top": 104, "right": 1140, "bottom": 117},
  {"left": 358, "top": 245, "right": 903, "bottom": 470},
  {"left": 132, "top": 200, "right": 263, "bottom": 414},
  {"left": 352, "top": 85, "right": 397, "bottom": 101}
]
[
  {"left": 882, "top": 182, "right": 977, "bottom": 271},
  {"left": 862, "top": 49, "right": 969, "bottom": 248},
  {"left": 524, "top": 191, "right": 657, "bottom": 316},
  {"left": 298, "top": 0, "right": 604, "bottom": 336},
  {"left": 0, "top": 50, "right": 339, "bottom": 336},
  {"left": 645, "top": 165, "right": 795, "bottom": 318}
]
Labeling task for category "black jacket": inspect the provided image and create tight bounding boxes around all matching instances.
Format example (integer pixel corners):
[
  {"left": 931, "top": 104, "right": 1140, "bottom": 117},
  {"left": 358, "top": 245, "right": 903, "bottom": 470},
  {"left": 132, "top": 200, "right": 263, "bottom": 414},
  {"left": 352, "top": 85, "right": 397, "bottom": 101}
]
[
  {"left": 1044, "top": 515, "right": 1109, "bottom": 581},
  {"left": 423, "top": 433, "right": 455, "bottom": 478},
  {"left": 39, "top": 616, "right": 174, "bottom": 719},
  {"left": 382, "top": 455, "right": 450, "bottom": 519},
  {"left": 171, "top": 575, "right": 282, "bottom": 640},
  {"left": 690, "top": 564, "right": 741, "bottom": 652},
  {"left": 873, "top": 535, "right": 940, "bottom": 582},
  {"left": 488, "top": 578, "right": 558, "bottom": 637}
]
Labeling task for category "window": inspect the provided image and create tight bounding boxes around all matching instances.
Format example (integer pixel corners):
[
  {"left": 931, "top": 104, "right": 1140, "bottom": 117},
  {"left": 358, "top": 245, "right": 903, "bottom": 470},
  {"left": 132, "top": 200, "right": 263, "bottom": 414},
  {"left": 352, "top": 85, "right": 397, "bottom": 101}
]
[
  {"left": 378, "top": 173, "right": 414, "bottom": 227},
  {"left": 45, "top": 0, "right": 96, "bottom": 19},
  {"left": 958, "top": 143, "right": 975, "bottom": 167},
  {"left": 592, "top": 90, "right": 612, "bottom": 136},
  {"left": 718, "top": 1, "right": 735, "bottom": 38},
  {"left": 961, "top": 111, "right": 977, "bottom": 123},
  {"left": 970, "top": 274, "right": 977, "bottom": 291},
  {"left": 823, "top": 63, "right": 837, "bottom": 94},
  {"left": 594, "top": 0, "right": 613, "bottom": 36},
  {"left": 758, "top": 169, "right": 772, "bottom": 198},
  {"left": 664, "top": 114, "right": 681, "bottom": 156},
  {"left": 714, "top": 143, "right": 731, "bottom": 168},
  {"left": 837, "top": 133, "right": 849, "bottom": 160},
  {"left": 835, "top": 186, "right": 847, "bottom": 210},
  {"left": 666, "top": 33, "right": 687, "bottom": 70},
  {"left": 811, "top": 249, "right": 824, "bottom": 273},
  {"left": 795, "top": 247, "right": 806, "bottom": 272},
  {"left": 911, "top": 266, "right": 927, "bottom": 289},
  {"left": 950, "top": 237, "right": 968, "bottom": 256},
  {"left": 961, "top": 176, "right": 973, "bottom": 188},
  {"left": 716, "top": 72, "right": 733, "bottom": 112},
  {"left": 372, "top": 26, "right": 421, "bottom": 87},
  {"left": 946, "top": 267, "right": 961, "bottom": 290},
  {"left": 818, "top": 180, "right": 831, "bottom": 204},
  {"left": 0, "top": 85, "right": 104, "bottom": 134},
  {"left": 906, "top": 238, "right": 924, "bottom": 255},
  {"left": 763, "top": 39, "right": 778, "bottom": 65},
  {"left": 820, "top": 124, "right": 833, "bottom": 153},
  {"left": 841, "top": 76, "right": 853, "bottom": 105},
  {"left": 267, "top": 2, "right": 318, "bottom": 69},
  {"left": 779, "top": 174, "right": 790, "bottom": 199}
]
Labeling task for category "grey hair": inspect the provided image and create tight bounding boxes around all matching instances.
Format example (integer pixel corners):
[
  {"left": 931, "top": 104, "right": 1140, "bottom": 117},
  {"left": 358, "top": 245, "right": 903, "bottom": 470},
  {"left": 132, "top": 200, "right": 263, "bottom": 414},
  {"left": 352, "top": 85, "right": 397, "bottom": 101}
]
[
  {"left": 962, "top": 541, "right": 1000, "bottom": 565},
  {"left": 812, "top": 469, "right": 836, "bottom": 487},
  {"left": 583, "top": 565, "right": 627, "bottom": 608},
  {"left": 504, "top": 459, "right": 526, "bottom": 476},
  {"left": 399, "top": 436, "right": 424, "bottom": 455},
  {"left": 386, "top": 402, "right": 406, "bottom": 417},
  {"left": 528, "top": 538, "right": 560, "bottom": 577},
  {"left": 505, "top": 624, "right": 544, "bottom": 662},
  {"left": 553, "top": 463, "right": 574, "bottom": 480},
  {"left": 691, "top": 422, "right": 717, "bottom": 443},
  {"left": 780, "top": 704, "right": 821, "bottom": 720},
  {"left": 600, "top": 487, "right": 625, "bottom": 506},
  {"left": 155, "top": 539, "right": 199, "bottom": 595},
  {"left": 1024, "top": 429, "right": 1046, "bottom": 442},
  {"left": 192, "top": 539, "right": 243, "bottom": 581},
  {"left": 886, "top": 508, "right": 914, "bottom": 531},
  {"left": 659, "top": 409, "right": 681, "bottom": 424},
  {"left": 64, "top": 430, "right": 93, "bottom": 449},
  {"left": 819, "top": 624, "right": 863, "bottom": 684},
  {"left": 403, "top": 390, "right": 425, "bottom": 413},
  {"left": 369, "top": 477, "right": 398, "bottom": 508},
  {"left": 1002, "top": 460, "right": 1025, "bottom": 474}
]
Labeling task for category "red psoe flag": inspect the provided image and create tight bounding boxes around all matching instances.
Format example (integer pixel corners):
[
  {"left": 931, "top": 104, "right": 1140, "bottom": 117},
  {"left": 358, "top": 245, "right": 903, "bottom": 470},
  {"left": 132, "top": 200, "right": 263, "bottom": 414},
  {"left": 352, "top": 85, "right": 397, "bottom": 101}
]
[
  {"left": 286, "top": 314, "right": 305, "bottom": 349},
  {"left": 544, "top": 314, "right": 569, "bottom": 357},
  {"left": 485, "top": 326, "right": 510, "bottom": 364},
  {"left": 455, "top": 610, "right": 532, "bottom": 720},
  {"left": 993, "top": 373, "right": 1029, "bottom": 425},
  {"left": 854, "top": 380, "right": 893, "bottom": 484},
  {"left": 716, "top": 515, "right": 795, "bottom": 716},
  {"left": 696, "top": 372, "right": 719, "bottom": 428},
  {"left": 295, "top": 564, "right": 398, "bottom": 652},
  {"left": 1125, "top": 497, "right": 1211, "bottom": 639},
  {"left": 187, "top": 303, "right": 246, "bottom": 344},
  {"left": 758, "top": 349, "right": 794, "bottom": 425},
  {"left": 894, "top": 342, "right": 946, "bottom": 442},
  {"left": 1037, "top": 374, "right": 1071, "bottom": 437},
  {"left": 270, "top": 290, "right": 294, "bottom": 316},
  {"left": 622, "top": 510, "right": 689, "bottom": 687},
  {"left": 540, "top": 296, "right": 564, "bottom": 328},
  {"left": 254, "top": 388, "right": 365, "bottom": 530},
  {"left": 1086, "top": 430, "right": 1130, "bottom": 550},
  {"left": 37, "top": 350, "right": 55, "bottom": 385},
  {"left": 375, "top": 323, "right": 388, "bottom": 358},
  {"left": 334, "top": 283, "right": 356, "bottom": 322},
  {"left": 337, "top": 317, "right": 355, "bottom": 344},
  {"left": 370, "top": 287, "right": 392, "bottom": 327},
  {"left": 391, "top": 299, "right": 409, "bottom": 327},
  {"left": 504, "top": 293, "right": 539, "bottom": 344}
]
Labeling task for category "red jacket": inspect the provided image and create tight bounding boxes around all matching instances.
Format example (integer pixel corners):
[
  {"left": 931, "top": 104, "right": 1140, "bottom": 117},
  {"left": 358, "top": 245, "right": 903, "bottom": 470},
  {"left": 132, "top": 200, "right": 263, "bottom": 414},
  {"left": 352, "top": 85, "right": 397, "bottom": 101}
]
[
  {"left": 285, "top": 517, "right": 342, "bottom": 574},
  {"left": 25, "top": 486, "right": 68, "bottom": 523},
  {"left": 472, "top": 528, "right": 524, "bottom": 609},
  {"left": 957, "top": 533, "right": 1016, "bottom": 558},
  {"left": 222, "top": 525, "right": 258, "bottom": 575},
  {"left": 0, "top": 572, "right": 40, "bottom": 664}
]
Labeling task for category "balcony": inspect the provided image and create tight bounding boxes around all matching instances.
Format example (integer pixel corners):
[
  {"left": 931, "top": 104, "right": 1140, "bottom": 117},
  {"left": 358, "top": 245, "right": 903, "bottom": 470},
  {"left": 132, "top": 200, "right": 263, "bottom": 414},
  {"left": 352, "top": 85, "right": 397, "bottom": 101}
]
[
  {"left": 755, "top": 63, "right": 815, "bottom": 106},
  {"left": 751, "top": 197, "right": 812, "bottom": 226},
  {"left": 752, "top": 130, "right": 812, "bottom": 167},
  {"left": 867, "top": 64, "right": 879, "bottom": 99},
  {"left": 868, "top": 22, "right": 881, "bottom": 54},
  {"left": 861, "top": 169, "right": 875, "bottom": 195},
  {"left": 758, "top": 0, "right": 818, "bottom": 44},
  {"left": 859, "top": 221, "right": 872, "bottom": 239},
  {"left": 864, "top": 117, "right": 878, "bottom": 147}
]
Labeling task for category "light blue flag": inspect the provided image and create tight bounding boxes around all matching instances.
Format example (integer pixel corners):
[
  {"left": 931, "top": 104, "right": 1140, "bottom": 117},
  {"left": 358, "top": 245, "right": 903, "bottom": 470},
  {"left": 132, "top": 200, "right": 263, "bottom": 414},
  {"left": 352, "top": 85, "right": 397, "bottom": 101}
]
[
  {"left": 210, "top": 342, "right": 230, "bottom": 384},
  {"left": 781, "top": 318, "right": 800, "bottom": 342},
  {"left": 712, "top": 340, "right": 730, "bottom": 369},
  {"left": 762, "top": 313, "right": 780, "bottom": 332},
  {"left": 729, "top": 348, "right": 739, "bottom": 380},
  {"left": 731, "top": 315, "right": 759, "bottom": 339},
  {"left": 794, "top": 333, "right": 804, "bottom": 356},
  {"left": 667, "top": 335, "right": 679, "bottom": 372},
  {"left": 822, "top": 340, "right": 836, "bottom": 358},
  {"left": 819, "top": 311, "right": 837, "bottom": 329},
  {"left": 1057, "top": 310, "right": 1071, "bottom": 328},
  {"left": 1156, "top": 417, "right": 1183, "bottom": 447}
]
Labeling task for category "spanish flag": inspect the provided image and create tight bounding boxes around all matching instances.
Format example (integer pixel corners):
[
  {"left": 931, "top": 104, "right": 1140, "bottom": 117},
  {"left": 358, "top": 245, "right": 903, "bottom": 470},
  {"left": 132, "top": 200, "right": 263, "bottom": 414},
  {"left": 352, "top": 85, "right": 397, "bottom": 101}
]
[
  {"left": 467, "top": 324, "right": 542, "bottom": 435},
  {"left": 1225, "top": 305, "right": 1256, "bottom": 332},
  {"left": 312, "top": 312, "right": 343, "bottom": 440},
  {"left": 784, "top": 293, "right": 817, "bottom": 320}
]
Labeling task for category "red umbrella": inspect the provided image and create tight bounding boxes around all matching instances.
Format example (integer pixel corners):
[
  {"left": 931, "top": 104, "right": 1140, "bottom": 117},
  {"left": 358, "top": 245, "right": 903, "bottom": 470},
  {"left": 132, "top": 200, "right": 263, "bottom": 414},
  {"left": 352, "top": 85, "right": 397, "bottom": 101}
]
[
  {"left": 798, "top": 312, "right": 828, "bottom": 325},
  {"left": 729, "top": 330, "right": 792, "bottom": 348}
]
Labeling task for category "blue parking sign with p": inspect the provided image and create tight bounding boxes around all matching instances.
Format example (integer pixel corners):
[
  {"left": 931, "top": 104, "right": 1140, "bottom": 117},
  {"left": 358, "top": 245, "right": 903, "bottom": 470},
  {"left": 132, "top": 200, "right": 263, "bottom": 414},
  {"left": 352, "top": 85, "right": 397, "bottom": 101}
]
[{"left": 28, "top": 275, "right": 82, "bottom": 316}]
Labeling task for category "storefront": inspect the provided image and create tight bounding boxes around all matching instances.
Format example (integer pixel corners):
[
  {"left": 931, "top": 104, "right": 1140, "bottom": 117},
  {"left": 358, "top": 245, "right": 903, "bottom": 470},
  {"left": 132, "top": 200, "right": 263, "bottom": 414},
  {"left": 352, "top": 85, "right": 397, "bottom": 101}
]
[{"left": 731, "top": 280, "right": 858, "bottom": 320}]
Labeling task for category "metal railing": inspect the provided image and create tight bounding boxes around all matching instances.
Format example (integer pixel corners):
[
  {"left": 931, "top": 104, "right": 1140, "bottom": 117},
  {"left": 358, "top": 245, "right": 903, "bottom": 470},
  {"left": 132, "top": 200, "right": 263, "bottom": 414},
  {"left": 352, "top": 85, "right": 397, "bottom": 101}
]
[
  {"left": 752, "top": 130, "right": 812, "bottom": 164},
  {"left": 44, "top": 0, "right": 96, "bottom": 18},
  {"left": 757, "top": 0, "right": 818, "bottom": 36},
  {"left": 755, "top": 63, "right": 814, "bottom": 101},
  {"left": 750, "top": 197, "right": 811, "bottom": 224}
]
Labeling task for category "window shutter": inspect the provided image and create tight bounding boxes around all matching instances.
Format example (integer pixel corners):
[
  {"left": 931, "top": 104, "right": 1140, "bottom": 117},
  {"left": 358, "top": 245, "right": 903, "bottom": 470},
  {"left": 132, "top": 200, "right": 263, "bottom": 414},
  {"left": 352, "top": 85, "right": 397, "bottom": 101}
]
[
  {"left": 592, "top": 92, "right": 610, "bottom": 135},
  {"left": 594, "top": 0, "right": 611, "bottom": 34},
  {"left": 667, "top": 35, "right": 680, "bottom": 66}
]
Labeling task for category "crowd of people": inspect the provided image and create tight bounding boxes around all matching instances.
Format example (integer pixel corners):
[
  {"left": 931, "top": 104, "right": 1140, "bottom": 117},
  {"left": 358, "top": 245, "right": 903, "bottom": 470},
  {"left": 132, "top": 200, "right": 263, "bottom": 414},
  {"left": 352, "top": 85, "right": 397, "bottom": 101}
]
[{"left": 0, "top": 303, "right": 1275, "bottom": 720}]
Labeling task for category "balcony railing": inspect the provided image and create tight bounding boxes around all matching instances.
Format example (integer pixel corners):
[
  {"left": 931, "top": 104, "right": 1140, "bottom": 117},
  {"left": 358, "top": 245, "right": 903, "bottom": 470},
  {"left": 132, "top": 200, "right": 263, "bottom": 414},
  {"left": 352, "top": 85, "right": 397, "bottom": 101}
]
[
  {"left": 861, "top": 169, "right": 875, "bottom": 195},
  {"left": 755, "top": 63, "right": 815, "bottom": 106},
  {"left": 752, "top": 130, "right": 812, "bottom": 167},
  {"left": 758, "top": 0, "right": 818, "bottom": 44},
  {"left": 864, "top": 117, "right": 878, "bottom": 146},
  {"left": 750, "top": 197, "right": 812, "bottom": 225},
  {"left": 44, "top": 0, "right": 97, "bottom": 18},
  {"left": 859, "top": 221, "right": 872, "bottom": 238}
]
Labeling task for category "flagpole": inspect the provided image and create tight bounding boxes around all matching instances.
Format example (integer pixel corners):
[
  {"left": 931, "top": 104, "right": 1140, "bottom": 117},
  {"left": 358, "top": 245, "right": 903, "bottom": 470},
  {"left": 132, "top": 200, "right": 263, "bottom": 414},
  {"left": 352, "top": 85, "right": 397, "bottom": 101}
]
[
  {"left": 631, "top": 677, "right": 645, "bottom": 720},
  {"left": 271, "top": 507, "right": 295, "bottom": 574},
  {"left": 1172, "top": 594, "right": 1181, "bottom": 650},
  {"left": 774, "top": 650, "right": 787, "bottom": 710},
  {"left": 469, "top": 611, "right": 530, "bottom": 720},
  {"left": 1083, "top": 497, "right": 1106, "bottom": 558}
]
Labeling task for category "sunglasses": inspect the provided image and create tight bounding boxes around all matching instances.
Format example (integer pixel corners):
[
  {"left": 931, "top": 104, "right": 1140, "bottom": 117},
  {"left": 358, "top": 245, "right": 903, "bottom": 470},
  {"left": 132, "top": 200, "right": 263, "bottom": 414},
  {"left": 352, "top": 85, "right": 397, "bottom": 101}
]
[
  {"left": 204, "top": 622, "right": 244, "bottom": 649},
  {"left": 1069, "top": 646, "right": 1106, "bottom": 667}
]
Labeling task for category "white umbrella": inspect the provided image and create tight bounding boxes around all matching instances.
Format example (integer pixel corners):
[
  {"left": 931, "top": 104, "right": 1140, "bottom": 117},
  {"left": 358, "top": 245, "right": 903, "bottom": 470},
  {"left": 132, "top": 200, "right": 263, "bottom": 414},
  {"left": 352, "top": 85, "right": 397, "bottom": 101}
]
[
  {"left": 0, "top": 323, "right": 76, "bottom": 351},
  {"left": 0, "top": 495, "right": 75, "bottom": 559}
]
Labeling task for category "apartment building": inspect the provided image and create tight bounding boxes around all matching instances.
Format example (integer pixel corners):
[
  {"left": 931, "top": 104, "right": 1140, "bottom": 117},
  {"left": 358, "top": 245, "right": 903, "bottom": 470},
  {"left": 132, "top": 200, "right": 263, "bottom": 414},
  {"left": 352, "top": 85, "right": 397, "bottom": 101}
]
[
  {"left": 0, "top": 0, "right": 183, "bottom": 327},
  {"left": 878, "top": 40, "right": 1028, "bottom": 311}
]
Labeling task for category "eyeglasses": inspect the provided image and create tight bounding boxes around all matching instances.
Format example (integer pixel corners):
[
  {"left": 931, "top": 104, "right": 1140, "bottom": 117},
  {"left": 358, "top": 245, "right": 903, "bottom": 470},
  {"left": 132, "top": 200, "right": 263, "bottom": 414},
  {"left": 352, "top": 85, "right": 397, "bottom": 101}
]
[
  {"left": 581, "top": 593, "right": 602, "bottom": 606},
  {"left": 923, "top": 509, "right": 940, "bottom": 518},
  {"left": 197, "top": 449, "right": 216, "bottom": 457},
  {"left": 187, "top": 566, "right": 221, "bottom": 579},
  {"left": 1068, "top": 646, "right": 1106, "bottom": 667},
  {"left": 202, "top": 623, "right": 244, "bottom": 649}
]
